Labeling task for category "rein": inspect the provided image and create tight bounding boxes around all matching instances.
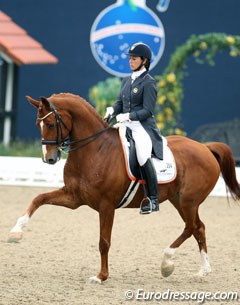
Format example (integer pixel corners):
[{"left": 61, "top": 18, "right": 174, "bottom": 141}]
[
  {"left": 38, "top": 101, "right": 111, "bottom": 153},
  {"left": 64, "top": 127, "right": 111, "bottom": 152}
]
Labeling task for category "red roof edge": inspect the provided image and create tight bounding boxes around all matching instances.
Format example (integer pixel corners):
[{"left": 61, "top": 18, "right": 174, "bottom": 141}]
[{"left": 0, "top": 11, "right": 58, "bottom": 65}]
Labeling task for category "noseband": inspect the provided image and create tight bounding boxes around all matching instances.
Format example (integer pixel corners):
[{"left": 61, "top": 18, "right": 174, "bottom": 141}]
[
  {"left": 37, "top": 101, "right": 110, "bottom": 153},
  {"left": 37, "top": 101, "right": 70, "bottom": 149}
]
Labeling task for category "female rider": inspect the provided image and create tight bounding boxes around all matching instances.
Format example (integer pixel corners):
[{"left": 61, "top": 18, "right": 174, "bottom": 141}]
[{"left": 104, "top": 42, "right": 163, "bottom": 214}]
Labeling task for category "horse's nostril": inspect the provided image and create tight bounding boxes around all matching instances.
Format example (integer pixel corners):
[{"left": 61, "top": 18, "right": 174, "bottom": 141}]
[{"left": 47, "top": 158, "right": 56, "bottom": 165}]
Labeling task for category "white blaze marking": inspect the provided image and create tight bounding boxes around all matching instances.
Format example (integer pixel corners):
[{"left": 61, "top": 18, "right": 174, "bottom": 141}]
[
  {"left": 40, "top": 121, "right": 47, "bottom": 162},
  {"left": 42, "top": 145, "right": 47, "bottom": 162},
  {"left": 40, "top": 120, "right": 44, "bottom": 131}
]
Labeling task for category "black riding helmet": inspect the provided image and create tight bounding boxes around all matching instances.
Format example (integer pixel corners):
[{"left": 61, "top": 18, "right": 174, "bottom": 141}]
[
  {"left": 128, "top": 42, "right": 152, "bottom": 71},
  {"left": 128, "top": 42, "right": 152, "bottom": 60}
]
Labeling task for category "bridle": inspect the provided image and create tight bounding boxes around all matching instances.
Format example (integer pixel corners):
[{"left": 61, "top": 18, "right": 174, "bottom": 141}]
[
  {"left": 37, "top": 102, "right": 69, "bottom": 147},
  {"left": 37, "top": 101, "right": 110, "bottom": 153}
]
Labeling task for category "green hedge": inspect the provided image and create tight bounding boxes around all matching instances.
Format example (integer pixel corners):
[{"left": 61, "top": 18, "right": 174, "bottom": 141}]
[
  {"left": 89, "top": 33, "right": 240, "bottom": 136},
  {"left": 0, "top": 140, "right": 42, "bottom": 157}
]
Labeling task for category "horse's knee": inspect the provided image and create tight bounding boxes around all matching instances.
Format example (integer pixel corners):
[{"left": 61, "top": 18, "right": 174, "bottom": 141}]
[{"left": 31, "top": 194, "right": 46, "bottom": 209}]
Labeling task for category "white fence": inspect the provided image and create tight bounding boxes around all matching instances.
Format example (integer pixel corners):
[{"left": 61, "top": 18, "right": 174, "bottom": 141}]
[
  {"left": 0, "top": 157, "right": 64, "bottom": 188},
  {"left": 0, "top": 157, "right": 239, "bottom": 197}
]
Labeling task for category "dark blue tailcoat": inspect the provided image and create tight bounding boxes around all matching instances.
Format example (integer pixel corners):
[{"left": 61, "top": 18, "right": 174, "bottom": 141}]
[{"left": 113, "top": 72, "right": 163, "bottom": 160}]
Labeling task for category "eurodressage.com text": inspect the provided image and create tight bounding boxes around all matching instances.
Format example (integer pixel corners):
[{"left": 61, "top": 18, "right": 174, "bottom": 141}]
[{"left": 124, "top": 288, "right": 239, "bottom": 303}]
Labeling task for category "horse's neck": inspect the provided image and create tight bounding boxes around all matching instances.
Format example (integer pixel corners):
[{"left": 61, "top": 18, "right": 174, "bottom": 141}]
[
  {"left": 66, "top": 119, "right": 120, "bottom": 182},
  {"left": 54, "top": 95, "right": 104, "bottom": 137},
  {"left": 70, "top": 106, "right": 105, "bottom": 140},
  {"left": 63, "top": 104, "right": 128, "bottom": 201}
]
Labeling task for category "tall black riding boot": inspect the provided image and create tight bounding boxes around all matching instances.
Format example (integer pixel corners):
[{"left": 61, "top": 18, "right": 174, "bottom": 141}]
[{"left": 140, "top": 158, "right": 159, "bottom": 214}]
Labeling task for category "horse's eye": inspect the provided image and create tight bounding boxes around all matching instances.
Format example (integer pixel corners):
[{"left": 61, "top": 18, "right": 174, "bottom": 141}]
[{"left": 48, "top": 123, "right": 55, "bottom": 129}]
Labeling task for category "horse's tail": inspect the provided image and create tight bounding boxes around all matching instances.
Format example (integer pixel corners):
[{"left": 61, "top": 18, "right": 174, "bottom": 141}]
[{"left": 205, "top": 142, "right": 240, "bottom": 201}]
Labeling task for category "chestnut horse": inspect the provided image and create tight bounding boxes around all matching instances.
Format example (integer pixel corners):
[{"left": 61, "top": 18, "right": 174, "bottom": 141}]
[{"left": 9, "top": 93, "right": 240, "bottom": 283}]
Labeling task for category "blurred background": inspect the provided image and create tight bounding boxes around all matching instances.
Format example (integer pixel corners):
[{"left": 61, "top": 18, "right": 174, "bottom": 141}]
[{"left": 0, "top": 0, "right": 239, "bottom": 162}]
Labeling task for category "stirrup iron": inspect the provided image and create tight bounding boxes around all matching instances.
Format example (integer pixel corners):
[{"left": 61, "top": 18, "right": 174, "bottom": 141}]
[{"left": 139, "top": 197, "right": 152, "bottom": 214}]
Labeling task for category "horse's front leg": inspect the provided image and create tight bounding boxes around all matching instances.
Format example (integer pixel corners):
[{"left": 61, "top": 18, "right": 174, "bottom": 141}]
[
  {"left": 88, "top": 203, "right": 115, "bottom": 284},
  {"left": 8, "top": 187, "right": 77, "bottom": 242}
]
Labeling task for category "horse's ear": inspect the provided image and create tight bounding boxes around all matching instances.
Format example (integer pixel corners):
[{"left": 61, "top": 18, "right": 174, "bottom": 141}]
[
  {"left": 26, "top": 96, "right": 39, "bottom": 108},
  {"left": 40, "top": 96, "right": 51, "bottom": 111}
]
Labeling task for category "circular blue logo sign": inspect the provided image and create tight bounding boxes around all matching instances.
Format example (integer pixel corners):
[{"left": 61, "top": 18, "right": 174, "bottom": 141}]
[{"left": 90, "top": 0, "right": 165, "bottom": 77}]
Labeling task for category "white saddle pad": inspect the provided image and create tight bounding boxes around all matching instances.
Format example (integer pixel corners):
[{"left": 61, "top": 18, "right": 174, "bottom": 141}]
[{"left": 118, "top": 124, "right": 177, "bottom": 184}]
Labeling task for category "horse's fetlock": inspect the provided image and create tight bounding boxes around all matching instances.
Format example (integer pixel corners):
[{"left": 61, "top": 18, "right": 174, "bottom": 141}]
[{"left": 98, "top": 271, "right": 108, "bottom": 282}]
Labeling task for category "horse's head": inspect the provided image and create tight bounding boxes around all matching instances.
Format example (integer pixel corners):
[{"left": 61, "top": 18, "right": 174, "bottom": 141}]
[{"left": 26, "top": 95, "right": 72, "bottom": 164}]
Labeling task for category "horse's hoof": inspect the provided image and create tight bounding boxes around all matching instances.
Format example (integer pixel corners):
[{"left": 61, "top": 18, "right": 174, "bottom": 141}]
[
  {"left": 161, "top": 260, "right": 175, "bottom": 277},
  {"left": 196, "top": 268, "right": 211, "bottom": 277},
  {"left": 88, "top": 276, "right": 102, "bottom": 284},
  {"left": 7, "top": 232, "right": 23, "bottom": 243}
]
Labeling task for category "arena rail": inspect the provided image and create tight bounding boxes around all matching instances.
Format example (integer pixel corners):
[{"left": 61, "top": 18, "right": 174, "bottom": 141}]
[
  {"left": 0, "top": 157, "right": 239, "bottom": 197},
  {"left": 0, "top": 156, "right": 64, "bottom": 188}
]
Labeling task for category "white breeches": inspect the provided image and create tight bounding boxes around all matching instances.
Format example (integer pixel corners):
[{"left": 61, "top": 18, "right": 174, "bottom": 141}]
[{"left": 124, "top": 121, "right": 152, "bottom": 166}]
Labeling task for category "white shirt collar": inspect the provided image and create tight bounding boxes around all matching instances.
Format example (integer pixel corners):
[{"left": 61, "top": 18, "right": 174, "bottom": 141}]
[{"left": 131, "top": 68, "right": 147, "bottom": 80}]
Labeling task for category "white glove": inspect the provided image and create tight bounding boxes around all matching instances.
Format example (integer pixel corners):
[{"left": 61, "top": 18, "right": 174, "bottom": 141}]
[
  {"left": 116, "top": 113, "right": 130, "bottom": 123},
  {"left": 104, "top": 107, "right": 114, "bottom": 120}
]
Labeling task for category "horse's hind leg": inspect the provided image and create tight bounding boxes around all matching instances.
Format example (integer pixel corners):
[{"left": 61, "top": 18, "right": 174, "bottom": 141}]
[
  {"left": 161, "top": 198, "right": 198, "bottom": 277},
  {"left": 8, "top": 188, "right": 78, "bottom": 242},
  {"left": 193, "top": 211, "right": 211, "bottom": 276}
]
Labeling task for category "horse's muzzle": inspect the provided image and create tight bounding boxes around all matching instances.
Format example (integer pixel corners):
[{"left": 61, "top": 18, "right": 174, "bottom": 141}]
[{"left": 42, "top": 149, "right": 61, "bottom": 164}]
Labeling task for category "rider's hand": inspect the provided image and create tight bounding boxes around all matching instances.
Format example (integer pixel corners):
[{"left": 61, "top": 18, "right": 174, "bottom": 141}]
[
  {"left": 116, "top": 113, "right": 130, "bottom": 123},
  {"left": 104, "top": 107, "right": 114, "bottom": 121}
]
